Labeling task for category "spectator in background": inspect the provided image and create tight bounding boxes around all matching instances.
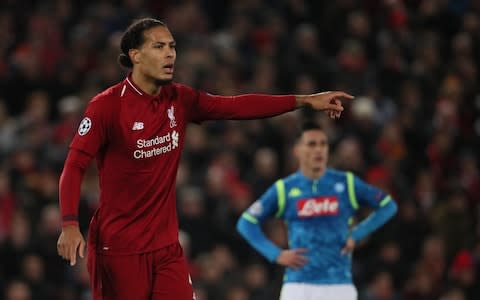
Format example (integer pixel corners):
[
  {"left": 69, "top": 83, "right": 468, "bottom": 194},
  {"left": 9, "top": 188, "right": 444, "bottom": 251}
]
[
  {"left": 20, "top": 253, "right": 52, "bottom": 299},
  {"left": 359, "top": 271, "right": 401, "bottom": 300},
  {"left": 243, "top": 262, "right": 276, "bottom": 300},
  {"left": 440, "top": 287, "right": 466, "bottom": 300},
  {"left": 449, "top": 250, "right": 480, "bottom": 300},
  {"left": 0, "top": 212, "right": 32, "bottom": 281},
  {"left": 0, "top": 169, "right": 15, "bottom": 243},
  {"left": 4, "top": 280, "right": 31, "bottom": 300},
  {"left": 431, "top": 188, "right": 474, "bottom": 260},
  {"left": 0, "top": 99, "right": 18, "bottom": 155}
]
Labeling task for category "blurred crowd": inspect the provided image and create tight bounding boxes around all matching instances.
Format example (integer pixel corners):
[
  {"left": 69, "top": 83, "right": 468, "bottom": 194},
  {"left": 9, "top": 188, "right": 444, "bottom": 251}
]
[{"left": 0, "top": 0, "right": 479, "bottom": 299}]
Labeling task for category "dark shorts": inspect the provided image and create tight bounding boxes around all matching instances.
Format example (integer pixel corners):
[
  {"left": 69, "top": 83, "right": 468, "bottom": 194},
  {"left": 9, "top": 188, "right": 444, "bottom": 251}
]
[{"left": 87, "top": 242, "right": 194, "bottom": 300}]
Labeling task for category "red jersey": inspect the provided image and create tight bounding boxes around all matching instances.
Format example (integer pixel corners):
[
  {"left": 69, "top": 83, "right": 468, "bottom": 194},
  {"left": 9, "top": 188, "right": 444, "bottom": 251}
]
[{"left": 61, "top": 76, "right": 295, "bottom": 255}]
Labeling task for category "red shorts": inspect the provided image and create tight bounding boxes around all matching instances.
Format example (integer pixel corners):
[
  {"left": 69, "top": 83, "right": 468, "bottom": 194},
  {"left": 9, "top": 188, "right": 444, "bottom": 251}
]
[{"left": 87, "top": 242, "right": 194, "bottom": 300}]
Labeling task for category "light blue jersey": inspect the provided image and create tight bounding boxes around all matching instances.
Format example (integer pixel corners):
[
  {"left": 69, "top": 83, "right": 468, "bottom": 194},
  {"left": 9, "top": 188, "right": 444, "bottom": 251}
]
[{"left": 237, "top": 169, "right": 397, "bottom": 284}]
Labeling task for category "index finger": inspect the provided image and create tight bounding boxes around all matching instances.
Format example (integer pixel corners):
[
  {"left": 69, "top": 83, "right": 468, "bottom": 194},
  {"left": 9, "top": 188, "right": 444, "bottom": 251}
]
[
  {"left": 70, "top": 244, "right": 78, "bottom": 266},
  {"left": 331, "top": 91, "right": 354, "bottom": 100}
]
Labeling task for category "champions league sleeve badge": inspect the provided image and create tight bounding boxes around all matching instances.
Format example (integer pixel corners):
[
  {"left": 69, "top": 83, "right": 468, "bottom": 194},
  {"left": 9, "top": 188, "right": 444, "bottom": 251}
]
[{"left": 78, "top": 117, "right": 92, "bottom": 136}]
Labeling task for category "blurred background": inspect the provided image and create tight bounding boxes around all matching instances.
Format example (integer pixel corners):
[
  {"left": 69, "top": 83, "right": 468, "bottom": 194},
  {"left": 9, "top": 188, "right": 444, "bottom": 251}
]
[{"left": 0, "top": 0, "right": 479, "bottom": 299}]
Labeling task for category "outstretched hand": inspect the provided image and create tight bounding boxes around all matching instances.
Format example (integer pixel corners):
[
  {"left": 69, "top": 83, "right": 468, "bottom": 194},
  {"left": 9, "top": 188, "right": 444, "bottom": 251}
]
[
  {"left": 276, "top": 248, "right": 308, "bottom": 269},
  {"left": 57, "top": 225, "right": 86, "bottom": 266},
  {"left": 296, "top": 91, "right": 354, "bottom": 119}
]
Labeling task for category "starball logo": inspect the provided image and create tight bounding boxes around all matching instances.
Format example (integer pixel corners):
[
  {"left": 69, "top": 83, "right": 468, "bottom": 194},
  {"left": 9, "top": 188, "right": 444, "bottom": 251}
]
[{"left": 296, "top": 196, "right": 339, "bottom": 218}]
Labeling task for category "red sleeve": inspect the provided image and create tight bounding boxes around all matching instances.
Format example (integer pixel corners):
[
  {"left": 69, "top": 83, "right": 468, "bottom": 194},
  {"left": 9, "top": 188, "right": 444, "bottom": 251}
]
[
  {"left": 59, "top": 149, "right": 93, "bottom": 227},
  {"left": 70, "top": 95, "right": 110, "bottom": 156},
  {"left": 179, "top": 85, "right": 296, "bottom": 122}
]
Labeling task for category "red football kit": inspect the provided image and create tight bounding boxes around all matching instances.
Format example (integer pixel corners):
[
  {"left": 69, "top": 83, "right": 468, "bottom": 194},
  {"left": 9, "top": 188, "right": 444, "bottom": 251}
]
[{"left": 59, "top": 75, "right": 295, "bottom": 299}]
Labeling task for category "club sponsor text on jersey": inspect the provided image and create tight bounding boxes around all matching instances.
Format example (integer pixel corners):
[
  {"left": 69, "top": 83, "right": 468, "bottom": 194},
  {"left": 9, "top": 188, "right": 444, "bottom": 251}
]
[
  {"left": 296, "top": 196, "right": 339, "bottom": 218},
  {"left": 134, "top": 130, "right": 179, "bottom": 159}
]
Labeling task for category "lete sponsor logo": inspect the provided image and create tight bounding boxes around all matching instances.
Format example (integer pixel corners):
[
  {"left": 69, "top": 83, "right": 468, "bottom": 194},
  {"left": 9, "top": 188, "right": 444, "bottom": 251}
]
[{"left": 296, "top": 196, "right": 339, "bottom": 218}]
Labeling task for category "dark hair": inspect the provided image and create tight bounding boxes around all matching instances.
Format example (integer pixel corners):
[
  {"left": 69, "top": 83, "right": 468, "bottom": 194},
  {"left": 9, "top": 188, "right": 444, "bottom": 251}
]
[
  {"left": 118, "top": 18, "right": 166, "bottom": 68},
  {"left": 295, "top": 121, "right": 323, "bottom": 141}
]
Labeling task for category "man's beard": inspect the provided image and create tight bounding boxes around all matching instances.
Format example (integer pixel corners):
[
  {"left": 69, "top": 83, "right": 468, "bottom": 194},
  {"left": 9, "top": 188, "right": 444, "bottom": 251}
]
[{"left": 155, "top": 78, "right": 173, "bottom": 85}]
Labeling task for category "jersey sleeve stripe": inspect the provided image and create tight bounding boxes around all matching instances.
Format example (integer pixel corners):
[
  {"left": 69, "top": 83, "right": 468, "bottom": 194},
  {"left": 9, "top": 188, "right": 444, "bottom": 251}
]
[
  {"left": 275, "top": 179, "right": 286, "bottom": 218},
  {"left": 62, "top": 214, "right": 78, "bottom": 222},
  {"left": 241, "top": 212, "right": 259, "bottom": 224},
  {"left": 379, "top": 195, "right": 392, "bottom": 207},
  {"left": 346, "top": 172, "right": 359, "bottom": 210}
]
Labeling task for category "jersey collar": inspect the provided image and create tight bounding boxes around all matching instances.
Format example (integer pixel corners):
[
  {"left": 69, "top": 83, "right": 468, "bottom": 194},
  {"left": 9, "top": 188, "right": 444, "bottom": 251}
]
[
  {"left": 124, "top": 73, "right": 174, "bottom": 101},
  {"left": 296, "top": 169, "right": 328, "bottom": 182},
  {"left": 125, "top": 75, "right": 145, "bottom": 96},
  {"left": 123, "top": 74, "right": 155, "bottom": 102}
]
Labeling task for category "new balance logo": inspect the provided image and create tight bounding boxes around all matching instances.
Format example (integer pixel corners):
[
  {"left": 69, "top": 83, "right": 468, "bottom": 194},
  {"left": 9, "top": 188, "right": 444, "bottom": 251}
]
[
  {"left": 132, "top": 122, "right": 144, "bottom": 130},
  {"left": 296, "top": 196, "right": 339, "bottom": 218}
]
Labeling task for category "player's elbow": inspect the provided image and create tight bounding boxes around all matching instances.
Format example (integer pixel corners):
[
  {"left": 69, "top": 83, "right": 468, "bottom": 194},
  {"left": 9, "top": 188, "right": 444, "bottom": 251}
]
[
  {"left": 236, "top": 216, "right": 256, "bottom": 240},
  {"left": 236, "top": 218, "right": 247, "bottom": 237},
  {"left": 237, "top": 211, "right": 260, "bottom": 230},
  {"left": 386, "top": 198, "right": 398, "bottom": 219}
]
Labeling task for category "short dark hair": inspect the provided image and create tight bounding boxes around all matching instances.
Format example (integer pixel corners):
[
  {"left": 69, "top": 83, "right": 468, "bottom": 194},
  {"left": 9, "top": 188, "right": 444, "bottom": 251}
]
[
  {"left": 296, "top": 121, "right": 323, "bottom": 142},
  {"left": 118, "top": 18, "right": 166, "bottom": 68}
]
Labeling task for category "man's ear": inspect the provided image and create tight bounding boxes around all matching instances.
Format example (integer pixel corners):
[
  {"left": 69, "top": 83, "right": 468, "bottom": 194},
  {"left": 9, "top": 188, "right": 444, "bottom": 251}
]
[
  {"left": 293, "top": 144, "right": 300, "bottom": 159},
  {"left": 129, "top": 49, "right": 140, "bottom": 65}
]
